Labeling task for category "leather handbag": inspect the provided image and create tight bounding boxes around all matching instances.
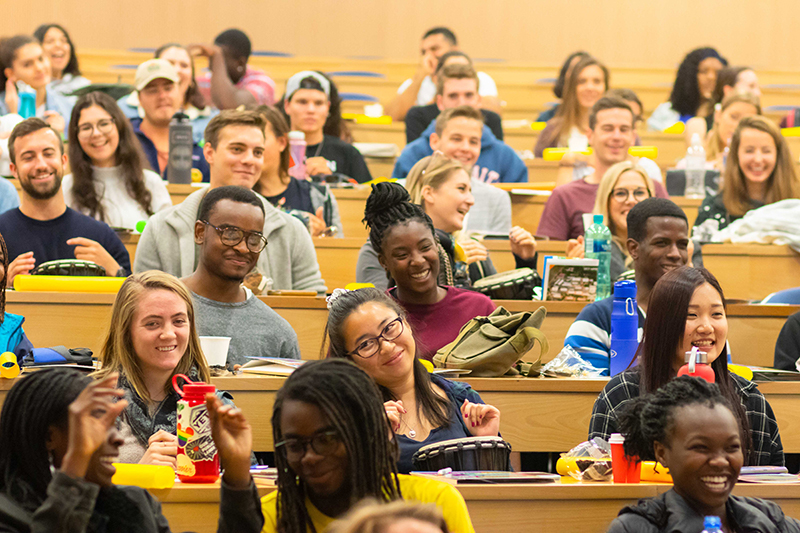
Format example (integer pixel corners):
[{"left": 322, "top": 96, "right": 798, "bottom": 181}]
[{"left": 433, "top": 306, "right": 549, "bottom": 377}]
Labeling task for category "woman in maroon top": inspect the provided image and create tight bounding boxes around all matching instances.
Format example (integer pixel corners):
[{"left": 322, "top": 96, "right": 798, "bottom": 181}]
[{"left": 362, "top": 181, "right": 496, "bottom": 360}]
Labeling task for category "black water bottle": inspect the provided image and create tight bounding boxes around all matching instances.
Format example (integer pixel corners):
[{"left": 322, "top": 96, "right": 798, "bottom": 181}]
[{"left": 167, "top": 112, "right": 193, "bottom": 184}]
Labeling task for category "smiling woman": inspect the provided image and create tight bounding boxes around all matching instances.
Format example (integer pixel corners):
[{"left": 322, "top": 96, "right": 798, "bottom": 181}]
[{"left": 33, "top": 23, "right": 91, "bottom": 99}]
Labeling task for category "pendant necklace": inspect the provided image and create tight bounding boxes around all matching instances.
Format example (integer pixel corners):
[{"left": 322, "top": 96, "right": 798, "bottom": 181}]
[{"left": 400, "top": 416, "right": 416, "bottom": 438}]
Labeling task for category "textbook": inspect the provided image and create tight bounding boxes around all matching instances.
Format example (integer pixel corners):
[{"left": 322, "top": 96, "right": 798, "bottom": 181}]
[
  {"left": 240, "top": 357, "right": 306, "bottom": 376},
  {"left": 541, "top": 257, "right": 599, "bottom": 301}
]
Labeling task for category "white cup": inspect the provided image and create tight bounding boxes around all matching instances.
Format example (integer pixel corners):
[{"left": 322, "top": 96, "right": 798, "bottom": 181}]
[{"left": 199, "top": 336, "right": 231, "bottom": 367}]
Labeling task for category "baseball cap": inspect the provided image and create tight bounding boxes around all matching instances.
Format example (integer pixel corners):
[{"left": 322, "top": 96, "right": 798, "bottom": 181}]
[
  {"left": 285, "top": 71, "right": 330, "bottom": 101},
  {"left": 135, "top": 59, "right": 179, "bottom": 92}
]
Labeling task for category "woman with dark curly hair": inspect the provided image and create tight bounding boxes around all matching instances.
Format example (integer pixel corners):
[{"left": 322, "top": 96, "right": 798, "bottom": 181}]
[
  {"left": 33, "top": 24, "right": 91, "bottom": 100},
  {"left": 647, "top": 47, "right": 727, "bottom": 131}
]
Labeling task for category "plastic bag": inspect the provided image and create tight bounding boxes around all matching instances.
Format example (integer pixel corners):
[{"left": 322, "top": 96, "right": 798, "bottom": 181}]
[
  {"left": 541, "top": 345, "right": 604, "bottom": 378},
  {"left": 557, "top": 438, "right": 613, "bottom": 481}
]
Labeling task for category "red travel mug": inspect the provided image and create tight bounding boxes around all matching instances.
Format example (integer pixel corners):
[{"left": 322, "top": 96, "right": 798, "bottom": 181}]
[{"left": 609, "top": 433, "right": 641, "bottom": 483}]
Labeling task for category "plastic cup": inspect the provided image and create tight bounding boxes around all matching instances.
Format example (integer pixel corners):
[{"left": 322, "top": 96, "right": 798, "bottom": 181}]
[
  {"left": 609, "top": 433, "right": 640, "bottom": 483},
  {"left": 199, "top": 336, "right": 231, "bottom": 367}
]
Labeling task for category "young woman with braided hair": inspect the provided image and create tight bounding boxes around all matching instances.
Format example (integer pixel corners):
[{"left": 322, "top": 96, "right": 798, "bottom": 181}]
[
  {"left": 262, "top": 358, "right": 474, "bottom": 533},
  {"left": 0, "top": 230, "right": 32, "bottom": 360},
  {"left": 589, "top": 267, "right": 784, "bottom": 466},
  {"left": 0, "top": 368, "right": 261, "bottom": 532},
  {"left": 324, "top": 287, "right": 500, "bottom": 474},
  {"left": 357, "top": 180, "right": 495, "bottom": 359},
  {"left": 607, "top": 376, "right": 800, "bottom": 533}
]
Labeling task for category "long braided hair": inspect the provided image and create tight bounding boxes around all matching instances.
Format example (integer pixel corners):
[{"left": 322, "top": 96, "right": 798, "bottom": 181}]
[
  {"left": 0, "top": 230, "right": 8, "bottom": 322},
  {"left": 0, "top": 368, "right": 92, "bottom": 510},
  {"left": 273, "top": 359, "right": 402, "bottom": 533}
]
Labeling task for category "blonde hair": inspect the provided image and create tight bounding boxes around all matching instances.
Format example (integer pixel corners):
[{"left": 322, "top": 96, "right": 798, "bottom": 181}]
[
  {"left": 706, "top": 92, "right": 761, "bottom": 161},
  {"left": 593, "top": 161, "right": 656, "bottom": 267},
  {"left": 94, "top": 271, "right": 210, "bottom": 403},
  {"left": 722, "top": 115, "right": 800, "bottom": 217},
  {"left": 404, "top": 153, "right": 469, "bottom": 207},
  {"left": 546, "top": 56, "right": 610, "bottom": 147},
  {"left": 327, "top": 499, "right": 449, "bottom": 533}
]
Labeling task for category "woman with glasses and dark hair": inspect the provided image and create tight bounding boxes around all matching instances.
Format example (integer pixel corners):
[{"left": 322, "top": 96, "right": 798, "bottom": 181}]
[
  {"left": 63, "top": 92, "right": 172, "bottom": 230},
  {"left": 324, "top": 288, "right": 500, "bottom": 474},
  {"left": 264, "top": 358, "right": 475, "bottom": 532}
]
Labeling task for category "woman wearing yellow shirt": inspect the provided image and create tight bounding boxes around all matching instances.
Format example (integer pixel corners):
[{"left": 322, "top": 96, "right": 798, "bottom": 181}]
[{"left": 261, "top": 359, "right": 474, "bottom": 533}]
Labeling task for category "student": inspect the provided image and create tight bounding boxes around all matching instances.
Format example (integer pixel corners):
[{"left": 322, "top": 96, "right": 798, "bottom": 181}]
[
  {"left": 281, "top": 71, "right": 372, "bottom": 183},
  {"left": 533, "top": 56, "right": 608, "bottom": 157},
  {"left": 774, "top": 310, "right": 800, "bottom": 371},
  {"left": 606, "top": 88, "right": 645, "bottom": 134},
  {"left": 590, "top": 267, "right": 783, "bottom": 466},
  {"left": 702, "top": 66, "right": 761, "bottom": 132},
  {"left": 537, "top": 96, "right": 668, "bottom": 241},
  {"left": 405, "top": 51, "right": 503, "bottom": 143},
  {"left": 326, "top": 287, "right": 501, "bottom": 474},
  {"left": 33, "top": 24, "right": 91, "bottom": 101},
  {"left": 394, "top": 77, "right": 528, "bottom": 183},
  {"left": 537, "top": 51, "right": 590, "bottom": 122},
  {"left": 385, "top": 26, "right": 499, "bottom": 121},
  {"left": 62, "top": 92, "right": 172, "bottom": 230},
  {"left": 0, "top": 179, "right": 19, "bottom": 215},
  {"left": 253, "top": 104, "right": 343, "bottom": 237},
  {"left": 182, "top": 186, "right": 301, "bottom": 365},
  {"left": 329, "top": 500, "right": 449, "bottom": 533},
  {"left": 193, "top": 28, "right": 276, "bottom": 108},
  {"left": 263, "top": 358, "right": 475, "bottom": 533},
  {"left": 0, "top": 231, "right": 32, "bottom": 360},
  {"left": 564, "top": 198, "right": 690, "bottom": 372},
  {"left": 608, "top": 377, "right": 797, "bottom": 532},
  {"left": 694, "top": 116, "right": 800, "bottom": 234},
  {"left": 647, "top": 47, "right": 727, "bottom": 131},
  {"left": 359, "top": 180, "right": 496, "bottom": 358},
  {"left": 119, "top": 44, "right": 215, "bottom": 144},
  {"left": 0, "top": 118, "right": 131, "bottom": 286},
  {"left": 130, "top": 58, "right": 210, "bottom": 181},
  {"left": 0, "top": 35, "right": 72, "bottom": 134},
  {"left": 565, "top": 162, "right": 657, "bottom": 281},
  {"left": 0, "top": 368, "right": 261, "bottom": 532},
  {"left": 135, "top": 109, "right": 326, "bottom": 294}
]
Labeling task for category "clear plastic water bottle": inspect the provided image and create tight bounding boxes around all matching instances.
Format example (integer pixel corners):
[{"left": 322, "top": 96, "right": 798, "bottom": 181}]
[
  {"left": 685, "top": 133, "right": 706, "bottom": 198},
  {"left": 585, "top": 214, "right": 611, "bottom": 301},
  {"left": 610, "top": 280, "right": 638, "bottom": 376},
  {"left": 167, "top": 112, "right": 193, "bottom": 184},
  {"left": 288, "top": 131, "right": 307, "bottom": 179},
  {"left": 702, "top": 516, "right": 722, "bottom": 533}
]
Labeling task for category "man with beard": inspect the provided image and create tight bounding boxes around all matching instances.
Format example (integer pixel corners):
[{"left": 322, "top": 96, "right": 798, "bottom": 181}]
[{"left": 0, "top": 118, "right": 130, "bottom": 287}]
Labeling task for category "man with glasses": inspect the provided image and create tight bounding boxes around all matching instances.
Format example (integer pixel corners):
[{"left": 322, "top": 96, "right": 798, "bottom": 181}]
[
  {"left": 538, "top": 96, "right": 668, "bottom": 241},
  {"left": 135, "top": 109, "right": 326, "bottom": 295},
  {"left": 130, "top": 59, "right": 210, "bottom": 181},
  {"left": 183, "top": 186, "right": 300, "bottom": 365}
]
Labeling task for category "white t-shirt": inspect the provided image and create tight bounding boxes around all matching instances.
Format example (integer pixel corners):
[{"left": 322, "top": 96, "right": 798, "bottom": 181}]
[
  {"left": 62, "top": 167, "right": 173, "bottom": 230},
  {"left": 397, "top": 71, "right": 498, "bottom": 106}
]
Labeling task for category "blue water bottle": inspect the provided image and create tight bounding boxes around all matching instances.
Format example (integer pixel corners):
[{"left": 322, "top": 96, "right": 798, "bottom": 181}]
[
  {"left": 610, "top": 280, "right": 638, "bottom": 376},
  {"left": 585, "top": 214, "right": 611, "bottom": 300},
  {"left": 18, "top": 91, "right": 36, "bottom": 119},
  {"left": 701, "top": 516, "right": 722, "bottom": 533}
]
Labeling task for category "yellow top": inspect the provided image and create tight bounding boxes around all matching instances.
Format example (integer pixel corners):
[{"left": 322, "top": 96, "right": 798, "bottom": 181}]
[{"left": 261, "top": 473, "right": 475, "bottom": 533}]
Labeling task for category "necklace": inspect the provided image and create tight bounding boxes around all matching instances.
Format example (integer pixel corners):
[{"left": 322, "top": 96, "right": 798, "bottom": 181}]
[
  {"left": 313, "top": 135, "right": 325, "bottom": 158},
  {"left": 399, "top": 415, "right": 416, "bottom": 438}
]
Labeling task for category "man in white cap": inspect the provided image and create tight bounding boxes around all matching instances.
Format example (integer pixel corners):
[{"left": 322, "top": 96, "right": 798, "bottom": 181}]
[
  {"left": 130, "top": 59, "right": 210, "bottom": 181},
  {"left": 281, "top": 71, "right": 372, "bottom": 183}
]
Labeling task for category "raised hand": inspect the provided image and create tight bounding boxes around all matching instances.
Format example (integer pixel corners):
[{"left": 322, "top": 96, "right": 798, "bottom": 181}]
[
  {"left": 461, "top": 399, "right": 500, "bottom": 437},
  {"left": 509, "top": 226, "right": 537, "bottom": 260},
  {"left": 206, "top": 393, "right": 252, "bottom": 488}
]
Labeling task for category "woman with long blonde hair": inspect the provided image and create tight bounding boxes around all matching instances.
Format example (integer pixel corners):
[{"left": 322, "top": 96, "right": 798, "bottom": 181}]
[
  {"left": 94, "top": 271, "right": 215, "bottom": 468},
  {"left": 694, "top": 115, "right": 800, "bottom": 232},
  {"left": 704, "top": 92, "right": 761, "bottom": 165}
]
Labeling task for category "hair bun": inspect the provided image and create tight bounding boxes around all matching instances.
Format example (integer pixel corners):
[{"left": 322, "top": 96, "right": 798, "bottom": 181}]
[{"left": 363, "top": 182, "right": 410, "bottom": 227}]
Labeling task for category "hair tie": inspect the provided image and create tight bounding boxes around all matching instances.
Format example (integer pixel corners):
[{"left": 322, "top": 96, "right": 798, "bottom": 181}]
[{"left": 326, "top": 288, "right": 352, "bottom": 309}]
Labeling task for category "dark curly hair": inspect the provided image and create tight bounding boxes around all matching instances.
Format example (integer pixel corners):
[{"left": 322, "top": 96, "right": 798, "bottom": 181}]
[
  {"left": 33, "top": 24, "right": 81, "bottom": 78},
  {"left": 668, "top": 47, "right": 727, "bottom": 116}
]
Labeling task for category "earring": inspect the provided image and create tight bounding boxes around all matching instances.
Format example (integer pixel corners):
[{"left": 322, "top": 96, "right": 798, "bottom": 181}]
[
  {"left": 48, "top": 451, "right": 56, "bottom": 475},
  {"left": 238, "top": 66, "right": 244, "bottom": 73}
]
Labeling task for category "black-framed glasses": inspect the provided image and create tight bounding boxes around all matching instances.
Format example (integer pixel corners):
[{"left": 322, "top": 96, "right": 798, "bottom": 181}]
[
  {"left": 77, "top": 118, "right": 115, "bottom": 140},
  {"left": 201, "top": 221, "right": 268, "bottom": 253},
  {"left": 275, "top": 430, "right": 340, "bottom": 460},
  {"left": 348, "top": 317, "right": 404, "bottom": 359},
  {"left": 611, "top": 188, "right": 650, "bottom": 202}
]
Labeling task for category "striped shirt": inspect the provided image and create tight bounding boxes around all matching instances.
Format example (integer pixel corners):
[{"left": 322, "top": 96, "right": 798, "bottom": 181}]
[{"left": 197, "top": 65, "right": 276, "bottom": 106}]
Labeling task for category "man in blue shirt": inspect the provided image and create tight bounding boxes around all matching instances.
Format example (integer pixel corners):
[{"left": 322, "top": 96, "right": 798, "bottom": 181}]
[
  {"left": 0, "top": 118, "right": 130, "bottom": 286},
  {"left": 564, "top": 198, "right": 690, "bottom": 373}
]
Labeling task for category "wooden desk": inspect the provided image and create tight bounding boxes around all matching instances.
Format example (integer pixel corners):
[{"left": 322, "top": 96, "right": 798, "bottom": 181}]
[{"left": 702, "top": 244, "right": 800, "bottom": 301}]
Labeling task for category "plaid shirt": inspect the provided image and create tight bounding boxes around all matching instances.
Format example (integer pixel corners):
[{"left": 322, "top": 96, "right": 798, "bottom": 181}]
[{"left": 589, "top": 370, "right": 784, "bottom": 466}]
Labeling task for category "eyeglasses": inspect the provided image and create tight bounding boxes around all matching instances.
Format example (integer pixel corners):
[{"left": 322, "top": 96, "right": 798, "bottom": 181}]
[
  {"left": 348, "top": 317, "right": 404, "bottom": 359},
  {"left": 611, "top": 188, "right": 650, "bottom": 202},
  {"left": 76, "top": 118, "right": 115, "bottom": 140},
  {"left": 201, "top": 221, "right": 268, "bottom": 253},
  {"left": 275, "top": 430, "right": 340, "bottom": 460}
]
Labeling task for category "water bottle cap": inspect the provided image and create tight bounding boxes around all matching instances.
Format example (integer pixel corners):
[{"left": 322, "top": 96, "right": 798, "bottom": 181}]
[
  {"left": 685, "top": 350, "right": 709, "bottom": 364},
  {"left": 613, "top": 280, "right": 637, "bottom": 299},
  {"left": 593, "top": 214, "right": 603, "bottom": 224},
  {"left": 691, "top": 133, "right": 701, "bottom": 145},
  {"left": 172, "top": 373, "right": 216, "bottom": 397},
  {"left": 171, "top": 111, "right": 189, "bottom": 122},
  {"left": 703, "top": 516, "right": 721, "bottom": 529},
  {"left": 608, "top": 433, "right": 625, "bottom": 444},
  {"left": 288, "top": 131, "right": 306, "bottom": 140}
]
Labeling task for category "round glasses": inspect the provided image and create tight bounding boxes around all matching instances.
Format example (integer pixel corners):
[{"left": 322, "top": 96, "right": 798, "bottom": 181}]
[
  {"left": 201, "top": 221, "right": 268, "bottom": 253},
  {"left": 611, "top": 188, "right": 650, "bottom": 202},
  {"left": 348, "top": 317, "right": 404, "bottom": 359},
  {"left": 275, "top": 430, "right": 340, "bottom": 460},
  {"left": 76, "top": 118, "right": 115, "bottom": 140}
]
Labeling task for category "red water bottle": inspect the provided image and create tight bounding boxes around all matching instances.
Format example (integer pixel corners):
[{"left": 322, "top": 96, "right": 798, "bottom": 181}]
[
  {"left": 677, "top": 348, "right": 715, "bottom": 383},
  {"left": 172, "top": 374, "right": 220, "bottom": 483}
]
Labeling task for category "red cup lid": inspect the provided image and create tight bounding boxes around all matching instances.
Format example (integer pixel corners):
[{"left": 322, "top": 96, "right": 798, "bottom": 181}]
[{"left": 181, "top": 383, "right": 216, "bottom": 395}]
